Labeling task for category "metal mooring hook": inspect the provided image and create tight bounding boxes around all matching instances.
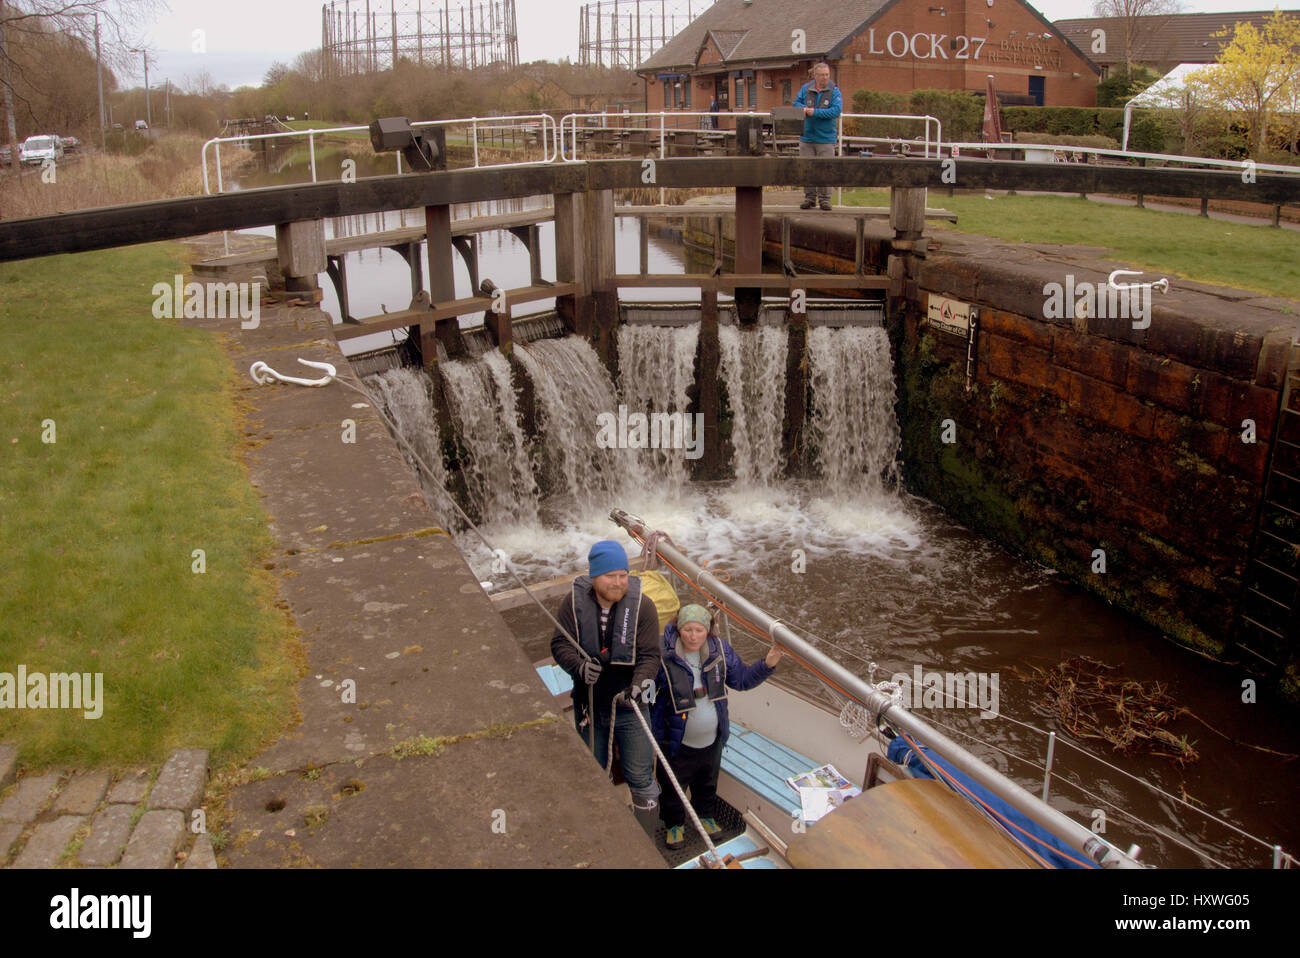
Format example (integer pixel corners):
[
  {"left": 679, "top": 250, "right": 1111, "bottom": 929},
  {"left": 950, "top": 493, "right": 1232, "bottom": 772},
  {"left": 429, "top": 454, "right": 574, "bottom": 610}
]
[
  {"left": 1108, "top": 269, "right": 1170, "bottom": 295},
  {"left": 249, "top": 358, "right": 337, "bottom": 388}
]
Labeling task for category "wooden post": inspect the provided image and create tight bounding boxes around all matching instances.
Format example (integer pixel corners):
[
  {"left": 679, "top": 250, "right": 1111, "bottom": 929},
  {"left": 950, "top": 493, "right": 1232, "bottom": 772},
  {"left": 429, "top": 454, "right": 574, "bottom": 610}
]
[
  {"left": 735, "top": 185, "right": 762, "bottom": 326},
  {"left": 274, "top": 219, "right": 326, "bottom": 295},
  {"left": 695, "top": 288, "right": 724, "bottom": 480},
  {"left": 424, "top": 203, "right": 464, "bottom": 365},
  {"left": 889, "top": 185, "right": 926, "bottom": 310},
  {"left": 1200, "top": 197, "right": 1209, "bottom": 217},
  {"left": 584, "top": 188, "right": 619, "bottom": 372},
  {"left": 554, "top": 191, "right": 588, "bottom": 337},
  {"left": 783, "top": 305, "right": 808, "bottom": 477}
]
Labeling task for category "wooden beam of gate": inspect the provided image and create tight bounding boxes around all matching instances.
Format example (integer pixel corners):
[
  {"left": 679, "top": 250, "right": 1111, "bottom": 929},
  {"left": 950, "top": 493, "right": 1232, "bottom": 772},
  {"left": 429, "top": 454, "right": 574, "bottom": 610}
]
[{"left": 2, "top": 158, "right": 1297, "bottom": 262}]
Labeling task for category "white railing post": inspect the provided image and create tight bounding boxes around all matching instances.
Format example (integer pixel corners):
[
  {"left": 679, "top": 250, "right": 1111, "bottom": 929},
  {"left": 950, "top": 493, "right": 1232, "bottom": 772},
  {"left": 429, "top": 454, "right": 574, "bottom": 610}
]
[
  {"left": 472, "top": 119, "right": 480, "bottom": 168},
  {"left": 309, "top": 132, "right": 317, "bottom": 183},
  {"left": 1042, "top": 730, "right": 1057, "bottom": 802},
  {"left": 215, "top": 141, "right": 224, "bottom": 194}
]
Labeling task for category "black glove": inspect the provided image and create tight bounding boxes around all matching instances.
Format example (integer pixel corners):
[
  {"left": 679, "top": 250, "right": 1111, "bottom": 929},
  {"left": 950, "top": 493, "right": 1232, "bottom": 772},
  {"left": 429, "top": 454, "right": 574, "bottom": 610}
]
[
  {"left": 578, "top": 659, "right": 602, "bottom": 685},
  {"left": 614, "top": 687, "right": 639, "bottom": 708}
]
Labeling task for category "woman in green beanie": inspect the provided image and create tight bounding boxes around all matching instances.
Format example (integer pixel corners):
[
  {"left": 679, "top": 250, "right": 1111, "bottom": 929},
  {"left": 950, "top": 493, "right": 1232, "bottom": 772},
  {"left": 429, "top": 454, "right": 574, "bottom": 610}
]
[{"left": 650, "top": 603, "right": 783, "bottom": 848}]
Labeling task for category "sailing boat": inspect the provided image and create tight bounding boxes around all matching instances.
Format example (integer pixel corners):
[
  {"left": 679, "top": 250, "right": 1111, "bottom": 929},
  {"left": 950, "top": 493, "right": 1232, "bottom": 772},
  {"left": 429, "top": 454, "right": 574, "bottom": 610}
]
[{"left": 535, "top": 508, "right": 1146, "bottom": 870}]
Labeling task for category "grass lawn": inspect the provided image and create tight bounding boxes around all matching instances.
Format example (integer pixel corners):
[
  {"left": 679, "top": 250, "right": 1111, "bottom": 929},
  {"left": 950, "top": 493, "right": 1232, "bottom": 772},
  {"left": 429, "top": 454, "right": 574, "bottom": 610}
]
[
  {"left": 842, "top": 188, "right": 1300, "bottom": 302},
  {"left": 0, "top": 244, "right": 302, "bottom": 771}
]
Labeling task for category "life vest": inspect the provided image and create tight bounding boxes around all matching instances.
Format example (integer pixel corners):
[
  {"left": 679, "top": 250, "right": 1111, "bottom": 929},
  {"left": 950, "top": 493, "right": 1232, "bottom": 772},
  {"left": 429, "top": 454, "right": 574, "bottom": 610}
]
[
  {"left": 663, "top": 630, "right": 727, "bottom": 714},
  {"left": 570, "top": 574, "right": 643, "bottom": 667}
]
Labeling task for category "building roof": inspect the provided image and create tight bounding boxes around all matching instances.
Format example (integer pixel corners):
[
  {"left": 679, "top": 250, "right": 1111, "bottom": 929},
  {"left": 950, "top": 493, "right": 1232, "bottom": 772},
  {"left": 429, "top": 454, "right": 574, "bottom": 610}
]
[
  {"left": 1053, "top": 10, "right": 1300, "bottom": 67},
  {"left": 639, "top": 0, "right": 892, "bottom": 72}
]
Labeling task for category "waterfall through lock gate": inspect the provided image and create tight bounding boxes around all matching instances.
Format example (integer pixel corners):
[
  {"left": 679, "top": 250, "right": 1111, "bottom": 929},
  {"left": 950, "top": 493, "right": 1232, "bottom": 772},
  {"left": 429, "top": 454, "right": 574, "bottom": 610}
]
[
  {"left": 616, "top": 324, "right": 701, "bottom": 487},
  {"left": 439, "top": 351, "right": 540, "bottom": 527},
  {"left": 365, "top": 367, "right": 451, "bottom": 515},
  {"left": 718, "top": 324, "right": 789, "bottom": 486},
  {"left": 364, "top": 323, "right": 913, "bottom": 585},
  {"left": 807, "top": 325, "right": 902, "bottom": 492}
]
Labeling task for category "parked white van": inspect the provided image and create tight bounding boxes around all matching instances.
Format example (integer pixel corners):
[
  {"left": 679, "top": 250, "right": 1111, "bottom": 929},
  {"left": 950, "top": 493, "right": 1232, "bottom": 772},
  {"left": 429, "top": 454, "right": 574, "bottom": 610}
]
[{"left": 20, "top": 134, "right": 64, "bottom": 165}]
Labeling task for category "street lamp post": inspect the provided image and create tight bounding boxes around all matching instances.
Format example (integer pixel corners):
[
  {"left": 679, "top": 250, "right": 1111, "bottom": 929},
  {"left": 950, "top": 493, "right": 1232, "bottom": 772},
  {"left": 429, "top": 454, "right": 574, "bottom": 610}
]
[
  {"left": 130, "top": 48, "right": 151, "bottom": 127},
  {"left": 95, "top": 14, "right": 105, "bottom": 148}
]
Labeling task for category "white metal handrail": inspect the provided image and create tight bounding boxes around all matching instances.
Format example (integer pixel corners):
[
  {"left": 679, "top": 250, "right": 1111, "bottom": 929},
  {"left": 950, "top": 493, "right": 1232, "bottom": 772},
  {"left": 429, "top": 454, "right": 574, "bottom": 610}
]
[
  {"left": 839, "top": 113, "right": 943, "bottom": 160},
  {"left": 942, "top": 139, "right": 1300, "bottom": 177},
  {"left": 201, "top": 113, "right": 559, "bottom": 194},
  {"left": 558, "top": 110, "right": 769, "bottom": 162}
]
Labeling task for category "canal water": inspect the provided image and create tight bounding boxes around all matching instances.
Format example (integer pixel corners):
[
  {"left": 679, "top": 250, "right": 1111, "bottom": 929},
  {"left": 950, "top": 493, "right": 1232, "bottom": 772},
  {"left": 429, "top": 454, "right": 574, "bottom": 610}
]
[{"left": 227, "top": 162, "right": 1299, "bottom": 868}]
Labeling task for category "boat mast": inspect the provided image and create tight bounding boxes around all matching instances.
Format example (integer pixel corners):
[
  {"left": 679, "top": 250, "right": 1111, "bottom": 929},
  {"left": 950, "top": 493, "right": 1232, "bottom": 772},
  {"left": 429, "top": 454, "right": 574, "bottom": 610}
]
[{"left": 609, "top": 508, "right": 1143, "bottom": 870}]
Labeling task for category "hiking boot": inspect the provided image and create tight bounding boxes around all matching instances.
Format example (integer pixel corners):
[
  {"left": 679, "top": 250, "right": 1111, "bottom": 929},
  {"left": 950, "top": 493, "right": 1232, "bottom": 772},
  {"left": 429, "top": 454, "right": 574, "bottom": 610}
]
[
  {"left": 819, "top": 200, "right": 832, "bottom": 211},
  {"left": 800, "top": 199, "right": 815, "bottom": 210},
  {"left": 700, "top": 817, "right": 722, "bottom": 835},
  {"left": 665, "top": 825, "right": 685, "bottom": 848}
]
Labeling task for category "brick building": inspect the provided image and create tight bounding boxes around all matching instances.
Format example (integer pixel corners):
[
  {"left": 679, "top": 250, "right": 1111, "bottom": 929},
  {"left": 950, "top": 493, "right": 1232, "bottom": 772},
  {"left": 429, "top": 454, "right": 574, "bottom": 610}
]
[
  {"left": 637, "top": 0, "right": 1102, "bottom": 117},
  {"left": 1054, "top": 10, "right": 1300, "bottom": 77}
]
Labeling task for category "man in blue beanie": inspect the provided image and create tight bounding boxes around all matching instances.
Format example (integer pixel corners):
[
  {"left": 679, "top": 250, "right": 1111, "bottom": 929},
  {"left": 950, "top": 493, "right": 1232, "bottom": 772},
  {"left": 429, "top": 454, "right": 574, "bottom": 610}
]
[{"left": 551, "top": 539, "right": 663, "bottom": 819}]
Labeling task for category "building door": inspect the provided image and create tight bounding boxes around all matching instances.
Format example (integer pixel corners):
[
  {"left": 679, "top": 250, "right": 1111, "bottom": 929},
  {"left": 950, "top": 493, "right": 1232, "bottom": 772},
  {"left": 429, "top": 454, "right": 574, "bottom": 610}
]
[
  {"left": 715, "top": 76, "right": 729, "bottom": 109},
  {"left": 1028, "top": 76, "right": 1045, "bottom": 106}
]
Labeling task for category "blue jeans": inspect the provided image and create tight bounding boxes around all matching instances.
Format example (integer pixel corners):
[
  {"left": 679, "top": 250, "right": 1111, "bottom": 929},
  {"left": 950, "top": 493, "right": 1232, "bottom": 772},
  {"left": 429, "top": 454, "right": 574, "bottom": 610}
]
[{"left": 575, "top": 703, "right": 661, "bottom": 808}]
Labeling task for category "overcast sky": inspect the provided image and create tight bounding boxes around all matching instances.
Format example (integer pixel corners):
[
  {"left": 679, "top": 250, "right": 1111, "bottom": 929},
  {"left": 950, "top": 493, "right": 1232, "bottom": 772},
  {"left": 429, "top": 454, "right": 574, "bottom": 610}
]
[{"left": 129, "top": 0, "right": 1300, "bottom": 91}]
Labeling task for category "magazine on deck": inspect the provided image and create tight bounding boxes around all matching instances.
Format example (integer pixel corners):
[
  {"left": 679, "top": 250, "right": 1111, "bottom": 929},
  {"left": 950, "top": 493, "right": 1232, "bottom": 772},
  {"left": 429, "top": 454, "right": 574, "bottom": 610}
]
[
  {"left": 786, "top": 763, "right": 853, "bottom": 793},
  {"left": 787, "top": 764, "right": 861, "bottom": 822}
]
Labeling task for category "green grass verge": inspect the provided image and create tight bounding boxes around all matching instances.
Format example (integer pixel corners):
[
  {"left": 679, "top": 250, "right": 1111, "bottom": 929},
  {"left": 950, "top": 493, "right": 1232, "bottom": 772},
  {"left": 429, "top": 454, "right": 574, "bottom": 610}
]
[
  {"left": 0, "top": 244, "right": 302, "bottom": 770},
  {"left": 842, "top": 188, "right": 1300, "bottom": 302}
]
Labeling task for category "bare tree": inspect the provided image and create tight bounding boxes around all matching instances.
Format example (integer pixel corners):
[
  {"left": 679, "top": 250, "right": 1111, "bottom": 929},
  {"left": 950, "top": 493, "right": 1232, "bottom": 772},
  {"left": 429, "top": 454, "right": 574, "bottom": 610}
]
[
  {"left": 1091, "top": 0, "right": 1186, "bottom": 71},
  {"left": 1, "top": 0, "right": 163, "bottom": 168}
]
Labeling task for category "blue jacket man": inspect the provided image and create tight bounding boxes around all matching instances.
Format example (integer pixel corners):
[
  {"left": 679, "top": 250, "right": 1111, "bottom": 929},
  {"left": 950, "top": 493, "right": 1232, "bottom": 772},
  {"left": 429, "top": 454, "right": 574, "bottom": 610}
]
[{"left": 795, "top": 62, "right": 842, "bottom": 209}]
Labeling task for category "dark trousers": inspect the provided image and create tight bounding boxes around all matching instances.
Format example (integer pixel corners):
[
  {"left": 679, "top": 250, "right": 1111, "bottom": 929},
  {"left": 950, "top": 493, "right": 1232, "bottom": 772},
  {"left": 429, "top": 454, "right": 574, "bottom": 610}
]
[{"left": 657, "top": 739, "right": 723, "bottom": 828}]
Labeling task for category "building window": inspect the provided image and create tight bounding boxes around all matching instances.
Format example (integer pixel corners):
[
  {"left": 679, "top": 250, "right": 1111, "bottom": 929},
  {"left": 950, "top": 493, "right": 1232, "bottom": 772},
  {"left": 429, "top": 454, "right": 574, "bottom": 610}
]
[
  {"left": 735, "top": 77, "right": 745, "bottom": 111},
  {"left": 664, "top": 81, "right": 672, "bottom": 109},
  {"left": 684, "top": 80, "right": 692, "bottom": 110},
  {"left": 749, "top": 80, "right": 757, "bottom": 109},
  {"left": 781, "top": 79, "right": 792, "bottom": 105}
]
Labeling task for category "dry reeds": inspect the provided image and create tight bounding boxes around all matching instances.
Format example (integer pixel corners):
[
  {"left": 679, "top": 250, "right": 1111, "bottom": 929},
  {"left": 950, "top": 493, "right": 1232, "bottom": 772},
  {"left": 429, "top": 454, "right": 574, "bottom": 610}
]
[
  {"left": 0, "top": 134, "right": 252, "bottom": 220},
  {"left": 1017, "top": 655, "right": 1200, "bottom": 765}
]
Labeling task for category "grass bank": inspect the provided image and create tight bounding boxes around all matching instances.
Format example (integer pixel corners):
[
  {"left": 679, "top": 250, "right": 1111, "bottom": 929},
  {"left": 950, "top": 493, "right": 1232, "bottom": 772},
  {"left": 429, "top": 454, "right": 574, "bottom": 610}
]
[
  {"left": 842, "top": 188, "right": 1300, "bottom": 302},
  {"left": 0, "top": 244, "right": 302, "bottom": 770}
]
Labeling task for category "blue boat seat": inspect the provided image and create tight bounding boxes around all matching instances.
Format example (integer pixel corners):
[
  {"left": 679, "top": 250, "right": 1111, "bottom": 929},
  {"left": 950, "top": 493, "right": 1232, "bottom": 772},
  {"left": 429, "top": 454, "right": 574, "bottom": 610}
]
[{"left": 721, "top": 722, "right": 820, "bottom": 819}]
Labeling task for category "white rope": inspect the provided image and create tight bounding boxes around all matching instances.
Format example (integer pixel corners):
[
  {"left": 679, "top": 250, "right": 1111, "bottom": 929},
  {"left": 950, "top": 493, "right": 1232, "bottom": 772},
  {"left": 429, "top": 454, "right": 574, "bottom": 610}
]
[
  {"left": 628, "top": 699, "right": 725, "bottom": 867},
  {"left": 249, "top": 358, "right": 336, "bottom": 387}
]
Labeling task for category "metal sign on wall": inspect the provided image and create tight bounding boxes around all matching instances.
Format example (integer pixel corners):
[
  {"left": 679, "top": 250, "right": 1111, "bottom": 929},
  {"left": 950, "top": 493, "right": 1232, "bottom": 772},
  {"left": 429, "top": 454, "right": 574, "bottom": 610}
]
[{"left": 926, "top": 294, "right": 972, "bottom": 338}]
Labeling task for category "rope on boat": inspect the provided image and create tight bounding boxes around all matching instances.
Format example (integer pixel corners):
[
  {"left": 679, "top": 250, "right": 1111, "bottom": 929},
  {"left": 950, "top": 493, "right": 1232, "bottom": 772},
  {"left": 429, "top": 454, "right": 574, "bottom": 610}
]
[{"left": 627, "top": 696, "right": 726, "bottom": 867}]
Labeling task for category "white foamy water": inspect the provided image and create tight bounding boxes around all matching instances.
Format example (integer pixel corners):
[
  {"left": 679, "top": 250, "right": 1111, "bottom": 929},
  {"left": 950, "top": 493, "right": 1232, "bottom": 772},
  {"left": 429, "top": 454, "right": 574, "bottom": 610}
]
[
  {"left": 365, "top": 367, "right": 452, "bottom": 516},
  {"left": 807, "top": 325, "right": 901, "bottom": 490},
  {"left": 617, "top": 324, "right": 700, "bottom": 486},
  {"left": 718, "top": 324, "right": 788, "bottom": 485}
]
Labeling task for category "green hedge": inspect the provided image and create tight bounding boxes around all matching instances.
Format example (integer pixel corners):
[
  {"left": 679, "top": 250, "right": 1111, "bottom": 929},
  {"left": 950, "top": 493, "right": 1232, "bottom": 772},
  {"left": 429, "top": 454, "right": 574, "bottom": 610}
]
[{"left": 847, "top": 89, "right": 1248, "bottom": 157}]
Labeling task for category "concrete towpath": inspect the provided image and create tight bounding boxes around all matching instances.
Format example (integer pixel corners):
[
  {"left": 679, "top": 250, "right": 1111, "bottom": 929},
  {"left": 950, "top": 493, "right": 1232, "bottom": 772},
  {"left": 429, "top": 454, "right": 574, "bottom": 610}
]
[{"left": 185, "top": 246, "right": 661, "bottom": 868}]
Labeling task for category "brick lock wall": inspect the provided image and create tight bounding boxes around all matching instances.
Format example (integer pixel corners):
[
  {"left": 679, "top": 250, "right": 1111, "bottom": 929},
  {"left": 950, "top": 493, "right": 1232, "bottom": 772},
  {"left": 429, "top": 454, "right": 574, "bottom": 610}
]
[{"left": 896, "top": 253, "right": 1290, "bottom": 658}]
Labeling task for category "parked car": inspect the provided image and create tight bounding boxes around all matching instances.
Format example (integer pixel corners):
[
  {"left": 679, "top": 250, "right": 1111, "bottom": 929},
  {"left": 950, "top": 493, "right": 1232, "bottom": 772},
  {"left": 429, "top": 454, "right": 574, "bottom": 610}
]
[
  {"left": 0, "top": 144, "right": 11, "bottom": 164},
  {"left": 134, "top": 120, "right": 148, "bottom": 131},
  {"left": 61, "top": 136, "right": 80, "bottom": 153},
  {"left": 19, "top": 134, "right": 64, "bottom": 165}
]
